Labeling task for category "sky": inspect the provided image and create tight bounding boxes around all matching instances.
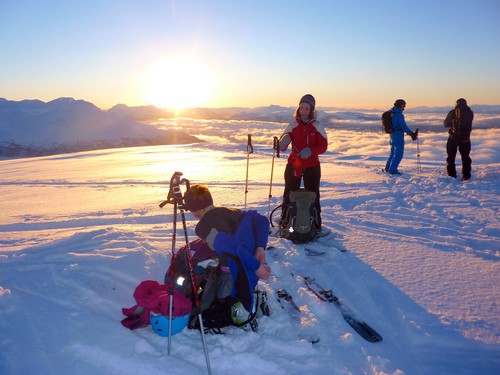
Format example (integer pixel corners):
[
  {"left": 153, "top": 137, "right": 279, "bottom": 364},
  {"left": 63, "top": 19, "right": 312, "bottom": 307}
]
[{"left": 1, "top": 0, "right": 499, "bottom": 110}]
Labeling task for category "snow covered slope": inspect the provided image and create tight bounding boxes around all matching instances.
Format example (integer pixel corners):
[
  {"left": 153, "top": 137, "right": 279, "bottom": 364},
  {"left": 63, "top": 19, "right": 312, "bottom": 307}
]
[
  {"left": 0, "top": 98, "right": 201, "bottom": 157},
  {"left": 0, "top": 122, "right": 499, "bottom": 374}
]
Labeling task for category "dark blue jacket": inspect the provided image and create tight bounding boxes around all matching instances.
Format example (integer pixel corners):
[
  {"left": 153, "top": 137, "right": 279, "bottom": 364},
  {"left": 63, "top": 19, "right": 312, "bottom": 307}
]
[{"left": 212, "top": 210, "right": 269, "bottom": 312}]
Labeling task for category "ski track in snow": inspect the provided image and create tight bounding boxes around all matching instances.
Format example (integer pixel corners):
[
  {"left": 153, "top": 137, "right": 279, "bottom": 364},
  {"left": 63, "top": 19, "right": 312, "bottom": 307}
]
[{"left": 1, "top": 130, "right": 499, "bottom": 375}]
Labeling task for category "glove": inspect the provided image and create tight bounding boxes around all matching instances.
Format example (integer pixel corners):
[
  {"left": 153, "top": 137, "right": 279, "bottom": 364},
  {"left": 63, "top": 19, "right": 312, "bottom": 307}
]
[
  {"left": 299, "top": 147, "right": 312, "bottom": 159},
  {"left": 279, "top": 134, "right": 291, "bottom": 150},
  {"left": 411, "top": 128, "right": 419, "bottom": 141},
  {"left": 206, "top": 227, "right": 219, "bottom": 250}
]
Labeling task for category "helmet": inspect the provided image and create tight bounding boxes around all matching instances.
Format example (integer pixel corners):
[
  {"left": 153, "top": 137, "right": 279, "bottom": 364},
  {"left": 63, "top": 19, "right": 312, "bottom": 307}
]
[
  {"left": 150, "top": 312, "right": 190, "bottom": 337},
  {"left": 456, "top": 98, "right": 467, "bottom": 106}
]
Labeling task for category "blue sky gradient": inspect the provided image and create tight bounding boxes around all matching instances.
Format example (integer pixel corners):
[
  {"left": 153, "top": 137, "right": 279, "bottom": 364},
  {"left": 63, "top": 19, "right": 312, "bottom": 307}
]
[{"left": 1, "top": 0, "right": 499, "bottom": 109}]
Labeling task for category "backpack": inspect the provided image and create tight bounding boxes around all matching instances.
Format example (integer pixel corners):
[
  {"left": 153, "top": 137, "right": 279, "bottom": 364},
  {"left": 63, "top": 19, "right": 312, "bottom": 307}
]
[
  {"left": 451, "top": 107, "right": 473, "bottom": 136},
  {"left": 189, "top": 296, "right": 255, "bottom": 333},
  {"left": 165, "top": 240, "right": 234, "bottom": 306},
  {"left": 381, "top": 110, "right": 394, "bottom": 133},
  {"left": 165, "top": 240, "right": 269, "bottom": 333},
  {"left": 271, "top": 188, "right": 320, "bottom": 244}
]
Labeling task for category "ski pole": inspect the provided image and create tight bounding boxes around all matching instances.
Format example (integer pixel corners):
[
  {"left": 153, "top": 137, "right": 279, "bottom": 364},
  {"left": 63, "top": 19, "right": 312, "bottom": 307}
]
[
  {"left": 160, "top": 172, "right": 182, "bottom": 355},
  {"left": 268, "top": 136, "right": 280, "bottom": 216},
  {"left": 416, "top": 137, "right": 422, "bottom": 174},
  {"left": 244, "top": 134, "right": 253, "bottom": 210},
  {"left": 160, "top": 172, "right": 212, "bottom": 375}
]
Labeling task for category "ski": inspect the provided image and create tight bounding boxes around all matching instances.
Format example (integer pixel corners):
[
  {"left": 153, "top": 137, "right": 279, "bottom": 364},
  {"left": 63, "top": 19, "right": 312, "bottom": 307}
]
[
  {"left": 276, "top": 287, "right": 320, "bottom": 344},
  {"left": 267, "top": 240, "right": 325, "bottom": 256},
  {"left": 305, "top": 241, "right": 346, "bottom": 254},
  {"left": 314, "top": 232, "right": 347, "bottom": 252},
  {"left": 294, "top": 274, "right": 383, "bottom": 343},
  {"left": 304, "top": 247, "right": 325, "bottom": 256},
  {"left": 267, "top": 231, "right": 333, "bottom": 256}
]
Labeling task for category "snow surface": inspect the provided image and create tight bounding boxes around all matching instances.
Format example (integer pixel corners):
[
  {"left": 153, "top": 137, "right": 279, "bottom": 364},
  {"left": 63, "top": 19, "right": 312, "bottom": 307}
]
[{"left": 1, "top": 115, "right": 499, "bottom": 375}]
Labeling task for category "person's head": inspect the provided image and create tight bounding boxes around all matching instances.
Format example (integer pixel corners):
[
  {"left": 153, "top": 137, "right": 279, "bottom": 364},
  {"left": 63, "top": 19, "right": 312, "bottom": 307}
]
[
  {"left": 394, "top": 99, "right": 406, "bottom": 110},
  {"left": 184, "top": 184, "right": 214, "bottom": 219},
  {"left": 294, "top": 94, "right": 316, "bottom": 120},
  {"left": 456, "top": 98, "right": 467, "bottom": 107}
]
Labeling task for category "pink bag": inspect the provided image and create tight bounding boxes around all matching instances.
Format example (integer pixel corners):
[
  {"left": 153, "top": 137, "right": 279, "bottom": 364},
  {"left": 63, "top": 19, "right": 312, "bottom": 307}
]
[{"left": 121, "top": 280, "right": 192, "bottom": 330}]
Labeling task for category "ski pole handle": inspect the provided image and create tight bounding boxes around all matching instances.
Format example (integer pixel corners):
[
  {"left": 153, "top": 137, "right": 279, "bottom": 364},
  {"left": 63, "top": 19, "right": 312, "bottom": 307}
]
[
  {"left": 247, "top": 134, "right": 254, "bottom": 154},
  {"left": 160, "top": 171, "right": 190, "bottom": 208},
  {"left": 273, "top": 136, "right": 280, "bottom": 158}
]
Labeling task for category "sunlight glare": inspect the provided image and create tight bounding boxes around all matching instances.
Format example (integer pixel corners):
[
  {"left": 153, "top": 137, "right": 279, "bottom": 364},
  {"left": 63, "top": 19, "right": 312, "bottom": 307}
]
[{"left": 141, "top": 57, "right": 215, "bottom": 110}]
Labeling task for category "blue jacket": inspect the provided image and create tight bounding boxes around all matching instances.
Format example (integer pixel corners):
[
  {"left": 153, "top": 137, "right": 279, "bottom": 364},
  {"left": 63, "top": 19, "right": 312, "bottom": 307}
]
[
  {"left": 212, "top": 210, "right": 269, "bottom": 312},
  {"left": 391, "top": 106, "right": 412, "bottom": 135}
]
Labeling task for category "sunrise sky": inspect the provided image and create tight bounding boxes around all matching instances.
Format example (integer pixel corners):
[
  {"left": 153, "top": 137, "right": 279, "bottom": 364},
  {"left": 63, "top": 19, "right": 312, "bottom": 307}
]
[{"left": 1, "top": 0, "right": 499, "bottom": 110}]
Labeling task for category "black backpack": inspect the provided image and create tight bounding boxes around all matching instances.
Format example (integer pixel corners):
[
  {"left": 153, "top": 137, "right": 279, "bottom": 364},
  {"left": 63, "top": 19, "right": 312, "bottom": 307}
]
[
  {"left": 189, "top": 294, "right": 262, "bottom": 333},
  {"left": 452, "top": 107, "right": 473, "bottom": 136},
  {"left": 271, "top": 188, "right": 320, "bottom": 244},
  {"left": 166, "top": 241, "right": 268, "bottom": 333},
  {"left": 164, "top": 240, "right": 232, "bottom": 316},
  {"left": 381, "top": 110, "right": 393, "bottom": 133}
]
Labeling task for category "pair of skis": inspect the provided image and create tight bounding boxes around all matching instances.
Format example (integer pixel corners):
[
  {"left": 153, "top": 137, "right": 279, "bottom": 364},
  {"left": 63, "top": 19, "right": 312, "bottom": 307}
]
[
  {"left": 275, "top": 273, "right": 382, "bottom": 343},
  {"left": 293, "top": 273, "right": 383, "bottom": 343},
  {"left": 267, "top": 241, "right": 382, "bottom": 343},
  {"left": 267, "top": 230, "right": 382, "bottom": 343}
]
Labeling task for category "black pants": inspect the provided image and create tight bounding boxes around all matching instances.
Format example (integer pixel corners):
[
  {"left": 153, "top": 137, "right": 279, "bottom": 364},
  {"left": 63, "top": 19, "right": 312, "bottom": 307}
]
[
  {"left": 282, "top": 164, "right": 322, "bottom": 227},
  {"left": 446, "top": 135, "right": 471, "bottom": 180}
]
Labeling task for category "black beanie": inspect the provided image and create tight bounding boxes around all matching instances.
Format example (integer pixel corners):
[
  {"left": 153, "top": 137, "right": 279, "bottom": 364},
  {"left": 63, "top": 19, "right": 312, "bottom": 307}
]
[{"left": 394, "top": 99, "right": 406, "bottom": 109}]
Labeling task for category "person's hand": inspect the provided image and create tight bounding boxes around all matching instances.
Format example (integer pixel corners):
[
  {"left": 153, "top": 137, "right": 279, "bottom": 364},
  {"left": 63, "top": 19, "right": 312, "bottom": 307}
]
[
  {"left": 256, "top": 263, "right": 271, "bottom": 280},
  {"left": 299, "top": 147, "right": 312, "bottom": 159},
  {"left": 206, "top": 228, "right": 219, "bottom": 250},
  {"left": 279, "top": 134, "right": 291, "bottom": 150},
  {"left": 411, "top": 128, "right": 419, "bottom": 141}
]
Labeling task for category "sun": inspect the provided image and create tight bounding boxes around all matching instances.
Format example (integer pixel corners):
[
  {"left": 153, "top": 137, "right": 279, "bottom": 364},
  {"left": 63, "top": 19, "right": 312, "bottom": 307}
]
[{"left": 141, "top": 57, "right": 215, "bottom": 111}]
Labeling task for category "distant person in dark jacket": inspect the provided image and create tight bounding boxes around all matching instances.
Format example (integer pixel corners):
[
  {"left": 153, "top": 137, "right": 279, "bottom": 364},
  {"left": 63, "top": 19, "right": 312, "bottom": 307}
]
[
  {"left": 444, "top": 98, "right": 474, "bottom": 181},
  {"left": 184, "top": 184, "right": 270, "bottom": 313},
  {"left": 279, "top": 94, "right": 328, "bottom": 228},
  {"left": 385, "top": 99, "right": 419, "bottom": 174}
]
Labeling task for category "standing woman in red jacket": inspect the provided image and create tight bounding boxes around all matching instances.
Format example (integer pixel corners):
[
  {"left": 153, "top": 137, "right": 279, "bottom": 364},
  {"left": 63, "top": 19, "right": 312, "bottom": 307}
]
[{"left": 279, "top": 94, "right": 328, "bottom": 228}]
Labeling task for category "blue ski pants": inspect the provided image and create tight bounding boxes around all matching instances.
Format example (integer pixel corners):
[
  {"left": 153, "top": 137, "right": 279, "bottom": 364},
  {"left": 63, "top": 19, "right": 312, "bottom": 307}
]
[{"left": 385, "top": 131, "right": 405, "bottom": 173}]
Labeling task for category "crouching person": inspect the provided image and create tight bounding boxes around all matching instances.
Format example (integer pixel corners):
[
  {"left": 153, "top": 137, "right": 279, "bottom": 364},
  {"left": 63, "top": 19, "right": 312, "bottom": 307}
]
[{"left": 182, "top": 184, "right": 271, "bottom": 332}]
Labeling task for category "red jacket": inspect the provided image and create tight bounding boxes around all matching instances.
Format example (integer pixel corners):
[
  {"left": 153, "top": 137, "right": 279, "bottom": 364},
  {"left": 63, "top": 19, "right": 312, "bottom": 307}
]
[{"left": 281, "top": 118, "right": 328, "bottom": 170}]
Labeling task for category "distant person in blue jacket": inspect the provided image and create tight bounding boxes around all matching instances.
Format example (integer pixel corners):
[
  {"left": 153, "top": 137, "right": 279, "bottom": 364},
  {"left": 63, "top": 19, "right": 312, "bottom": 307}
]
[
  {"left": 385, "top": 99, "right": 419, "bottom": 174},
  {"left": 184, "top": 184, "right": 271, "bottom": 313}
]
